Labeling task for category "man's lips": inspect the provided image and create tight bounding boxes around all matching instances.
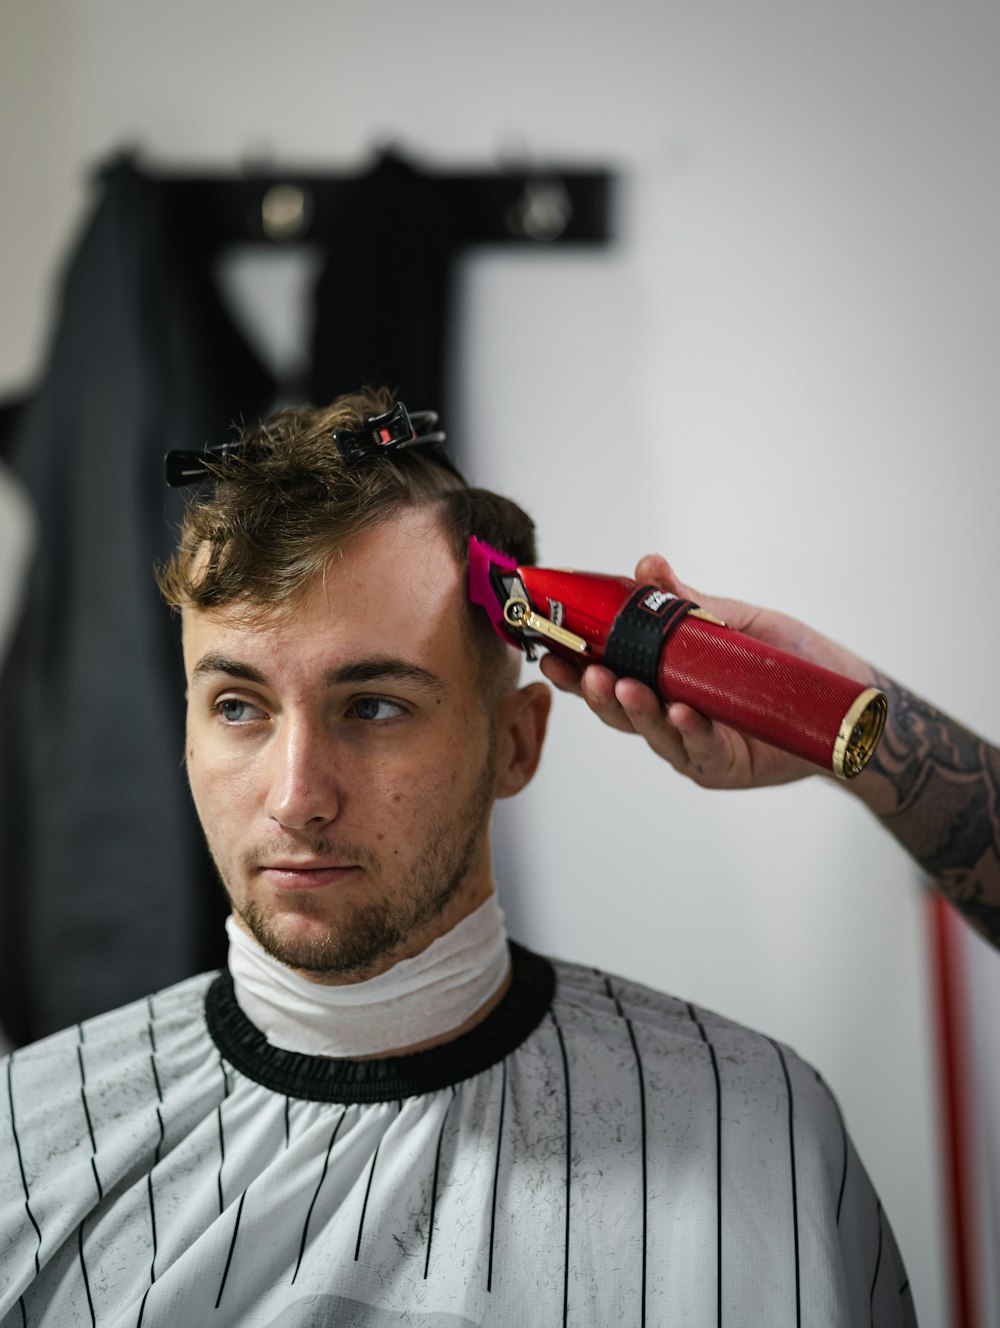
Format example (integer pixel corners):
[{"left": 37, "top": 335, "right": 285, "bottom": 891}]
[{"left": 258, "top": 862, "right": 361, "bottom": 891}]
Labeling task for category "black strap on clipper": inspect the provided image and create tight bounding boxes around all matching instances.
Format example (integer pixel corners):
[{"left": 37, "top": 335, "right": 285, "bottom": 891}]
[{"left": 603, "top": 585, "right": 699, "bottom": 688}]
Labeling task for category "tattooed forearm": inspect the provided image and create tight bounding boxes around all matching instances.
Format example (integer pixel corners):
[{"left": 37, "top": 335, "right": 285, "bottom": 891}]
[{"left": 863, "top": 671, "right": 1000, "bottom": 946}]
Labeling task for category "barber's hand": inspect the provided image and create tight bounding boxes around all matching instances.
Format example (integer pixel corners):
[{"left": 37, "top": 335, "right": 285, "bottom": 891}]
[{"left": 538, "top": 554, "right": 877, "bottom": 790}]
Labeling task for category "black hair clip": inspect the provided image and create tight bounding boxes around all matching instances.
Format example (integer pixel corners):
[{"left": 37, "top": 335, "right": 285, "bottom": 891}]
[
  {"left": 332, "top": 403, "right": 446, "bottom": 465},
  {"left": 164, "top": 437, "right": 248, "bottom": 488},
  {"left": 163, "top": 402, "right": 448, "bottom": 487}
]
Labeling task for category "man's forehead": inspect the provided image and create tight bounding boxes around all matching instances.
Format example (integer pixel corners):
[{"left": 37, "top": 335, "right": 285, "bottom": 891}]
[
  {"left": 187, "top": 510, "right": 457, "bottom": 610},
  {"left": 347, "top": 508, "right": 462, "bottom": 578},
  {"left": 181, "top": 512, "right": 469, "bottom": 656}
]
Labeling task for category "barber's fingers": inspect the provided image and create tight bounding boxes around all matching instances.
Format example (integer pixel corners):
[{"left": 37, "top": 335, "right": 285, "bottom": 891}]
[
  {"left": 609, "top": 678, "right": 730, "bottom": 777},
  {"left": 538, "top": 650, "right": 584, "bottom": 697},
  {"left": 539, "top": 655, "right": 651, "bottom": 736},
  {"left": 576, "top": 664, "right": 652, "bottom": 736},
  {"left": 540, "top": 650, "right": 758, "bottom": 783},
  {"left": 545, "top": 652, "right": 709, "bottom": 767},
  {"left": 661, "top": 702, "right": 750, "bottom": 783}
]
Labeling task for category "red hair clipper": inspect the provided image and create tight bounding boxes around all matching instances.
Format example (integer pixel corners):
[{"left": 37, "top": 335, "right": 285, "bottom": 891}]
[{"left": 469, "top": 538, "right": 887, "bottom": 779}]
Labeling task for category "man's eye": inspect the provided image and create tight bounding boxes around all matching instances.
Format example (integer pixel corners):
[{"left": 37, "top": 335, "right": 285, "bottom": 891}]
[
  {"left": 216, "top": 698, "right": 263, "bottom": 724},
  {"left": 350, "top": 696, "right": 407, "bottom": 722}
]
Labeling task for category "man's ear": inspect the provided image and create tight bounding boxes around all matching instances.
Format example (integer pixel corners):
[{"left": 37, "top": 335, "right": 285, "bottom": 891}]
[{"left": 493, "top": 681, "right": 552, "bottom": 800}]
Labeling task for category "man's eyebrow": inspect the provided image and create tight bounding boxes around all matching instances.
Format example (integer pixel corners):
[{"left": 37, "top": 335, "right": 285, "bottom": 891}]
[
  {"left": 191, "top": 654, "right": 269, "bottom": 686},
  {"left": 325, "top": 657, "right": 447, "bottom": 696},
  {"left": 189, "top": 652, "right": 446, "bottom": 696}
]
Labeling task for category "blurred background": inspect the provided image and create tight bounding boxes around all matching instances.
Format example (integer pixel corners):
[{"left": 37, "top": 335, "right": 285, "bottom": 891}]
[{"left": 4, "top": 2, "right": 1000, "bottom": 1323}]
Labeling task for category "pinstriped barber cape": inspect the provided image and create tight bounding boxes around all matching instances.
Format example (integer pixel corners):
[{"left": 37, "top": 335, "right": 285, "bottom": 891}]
[{"left": 1, "top": 944, "right": 916, "bottom": 1326}]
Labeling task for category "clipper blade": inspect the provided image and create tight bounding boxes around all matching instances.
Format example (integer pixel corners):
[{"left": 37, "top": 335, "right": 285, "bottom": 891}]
[{"left": 467, "top": 536, "right": 522, "bottom": 647}]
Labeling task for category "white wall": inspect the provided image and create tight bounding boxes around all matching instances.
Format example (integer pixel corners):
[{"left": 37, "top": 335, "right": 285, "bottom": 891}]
[{"left": 7, "top": 1, "right": 1000, "bottom": 1321}]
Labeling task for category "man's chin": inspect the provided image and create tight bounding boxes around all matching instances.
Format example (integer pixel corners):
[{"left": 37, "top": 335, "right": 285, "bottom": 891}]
[{"left": 234, "top": 897, "right": 407, "bottom": 982}]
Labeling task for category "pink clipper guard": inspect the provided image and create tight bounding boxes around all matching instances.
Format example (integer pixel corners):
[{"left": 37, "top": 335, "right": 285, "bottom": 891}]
[{"left": 468, "top": 535, "right": 521, "bottom": 647}]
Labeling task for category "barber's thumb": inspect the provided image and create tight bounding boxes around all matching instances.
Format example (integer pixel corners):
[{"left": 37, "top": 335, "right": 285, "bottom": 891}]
[{"left": 634, "top": 553, "right": 689, "bottom": 597}]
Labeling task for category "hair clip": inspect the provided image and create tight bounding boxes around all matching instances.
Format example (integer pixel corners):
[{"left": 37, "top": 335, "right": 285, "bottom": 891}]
[
  {"left": 332, "top": 403, "right": 446, "bottom": 465},
  {"left": 164, "top": 403, "right": 449, "bottom": 487},
  {"left": 163, "top": 438, "right": 246, "bottom": 488}
]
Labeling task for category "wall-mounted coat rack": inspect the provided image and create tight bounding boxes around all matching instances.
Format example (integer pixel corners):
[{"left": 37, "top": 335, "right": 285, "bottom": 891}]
[
  {"left": 133, "top": 144, "right": 615, "bottom": 419},
  {"left": 155, "top": 147, "right": 613, "bottom": 251}
]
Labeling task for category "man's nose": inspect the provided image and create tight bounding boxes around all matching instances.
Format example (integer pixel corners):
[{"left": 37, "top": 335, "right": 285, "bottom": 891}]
[{"left": 264, "top": 722, "right": 341, "bottom": 829}]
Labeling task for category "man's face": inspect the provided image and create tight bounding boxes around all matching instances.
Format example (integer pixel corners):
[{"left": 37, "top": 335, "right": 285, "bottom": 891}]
[{"left": 182, "top": 509, "right": 546, "bottom": 983}]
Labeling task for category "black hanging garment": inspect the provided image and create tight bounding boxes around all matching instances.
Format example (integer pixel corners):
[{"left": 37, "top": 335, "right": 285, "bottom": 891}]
[
  {"left": 0, "top": 152, "right": 472, "bottom": 1041},
  {"left": 1, "top": 158, "right": 274, "bottom": 1039},
  {"left": 310, "top": 151, "right": 462, "bottom": 408}
]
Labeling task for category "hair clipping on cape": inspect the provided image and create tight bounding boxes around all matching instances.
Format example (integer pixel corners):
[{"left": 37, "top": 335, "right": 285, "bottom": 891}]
[{"left": 332, "top": 403, "right": 445, "bottom": 465}]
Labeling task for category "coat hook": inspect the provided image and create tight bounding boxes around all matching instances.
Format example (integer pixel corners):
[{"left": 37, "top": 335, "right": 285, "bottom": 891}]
[
  {"left": 506, "top": 178, "right": 573, "bottom": 242},
  {"left": 260, "top": 183, "right": 311, "bottom": 240}
]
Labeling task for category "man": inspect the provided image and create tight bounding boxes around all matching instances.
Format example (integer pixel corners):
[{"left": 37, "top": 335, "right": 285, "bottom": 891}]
[
  {"left": 542, "top": 554, "right": 1000, "bottom": 949},
  {"left": 1, "top": 390, "right": 916, "bottom": 1326}
]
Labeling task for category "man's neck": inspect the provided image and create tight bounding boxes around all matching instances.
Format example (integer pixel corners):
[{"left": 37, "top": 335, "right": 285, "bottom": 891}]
[{"left": 226, "top": 895, "right": 512, "bottom": 1059}]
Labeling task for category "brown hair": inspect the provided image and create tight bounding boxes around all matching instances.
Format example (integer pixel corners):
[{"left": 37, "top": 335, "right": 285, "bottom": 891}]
[{"left": 156, "top": 388, "right": 536, "bottom": 671}]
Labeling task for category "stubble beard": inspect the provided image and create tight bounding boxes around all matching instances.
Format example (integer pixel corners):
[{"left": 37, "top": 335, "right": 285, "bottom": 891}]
[{"left": 224, "top": 735, "right": 498, "bottom": 981}]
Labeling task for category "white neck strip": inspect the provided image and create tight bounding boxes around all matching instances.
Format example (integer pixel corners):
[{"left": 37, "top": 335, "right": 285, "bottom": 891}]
[{"left": 226, "top": 895, "right": 510, "bottom": 1058}]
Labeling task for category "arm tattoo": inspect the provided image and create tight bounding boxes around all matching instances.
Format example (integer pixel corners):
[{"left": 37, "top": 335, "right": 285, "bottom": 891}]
[{"left": 870, "top": 671, "right": 1000, "bottom": 946}]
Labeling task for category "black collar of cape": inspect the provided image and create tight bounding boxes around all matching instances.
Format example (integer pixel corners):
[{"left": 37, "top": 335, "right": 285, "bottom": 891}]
[{"left": 205, "top": 942, "right": 555, "bottom": 1104}]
